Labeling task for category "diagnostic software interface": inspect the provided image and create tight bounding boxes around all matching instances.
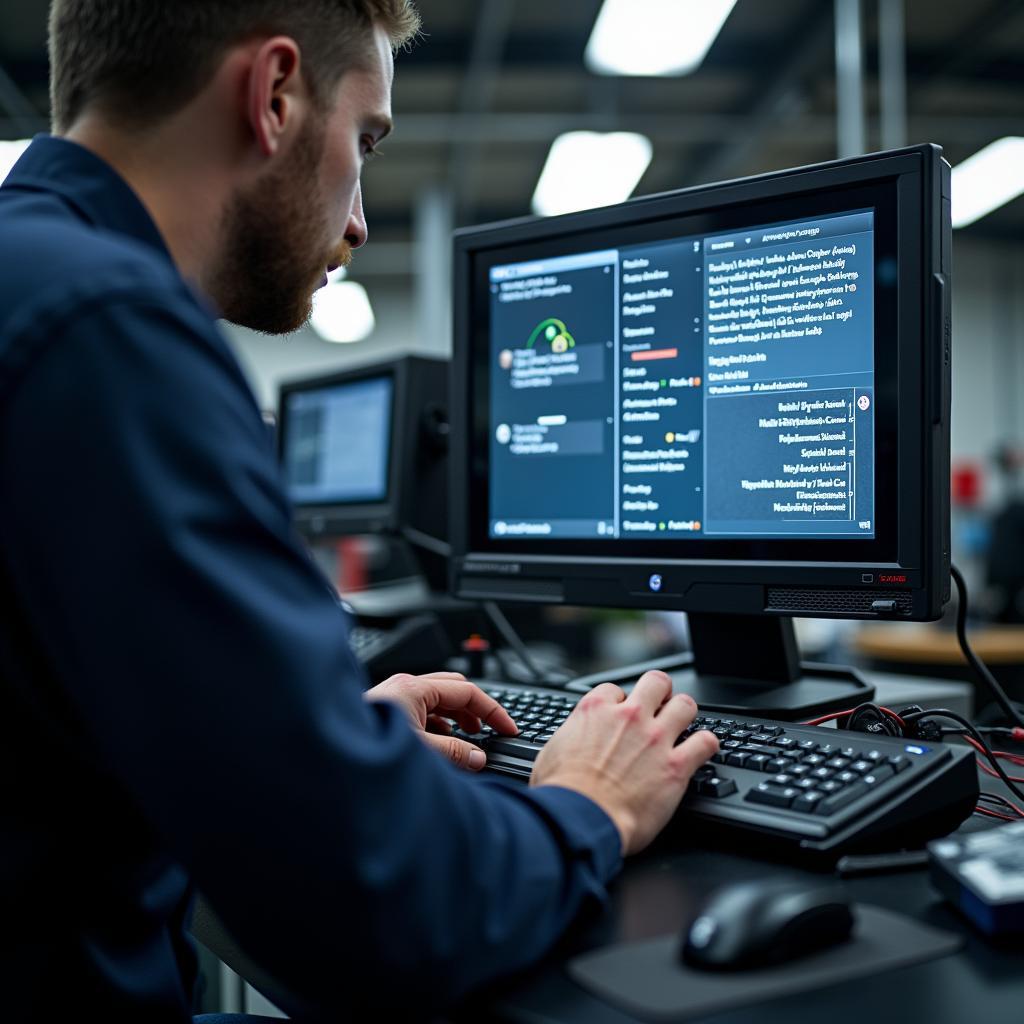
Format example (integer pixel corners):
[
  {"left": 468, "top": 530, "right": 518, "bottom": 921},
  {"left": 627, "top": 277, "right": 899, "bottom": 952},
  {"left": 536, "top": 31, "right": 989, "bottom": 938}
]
[
  {"left": 488, "top": 209, "right": 875, "bottom": 541},
  {"left": 283, "top": 375, "right": 392, "bottom": 506}
]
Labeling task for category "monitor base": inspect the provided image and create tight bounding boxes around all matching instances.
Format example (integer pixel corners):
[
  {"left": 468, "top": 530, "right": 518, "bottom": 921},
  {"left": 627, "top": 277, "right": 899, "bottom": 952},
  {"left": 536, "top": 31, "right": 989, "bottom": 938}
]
[{"left": 569, "top": 654, "right": 872, "bottom": 721}]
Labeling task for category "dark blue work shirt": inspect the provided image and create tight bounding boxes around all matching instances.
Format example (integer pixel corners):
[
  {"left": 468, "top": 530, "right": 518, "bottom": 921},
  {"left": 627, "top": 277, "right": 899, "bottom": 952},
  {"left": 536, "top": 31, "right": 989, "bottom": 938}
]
[{"left": 0, "top": 136, "right": 621, "bottom": 1022}]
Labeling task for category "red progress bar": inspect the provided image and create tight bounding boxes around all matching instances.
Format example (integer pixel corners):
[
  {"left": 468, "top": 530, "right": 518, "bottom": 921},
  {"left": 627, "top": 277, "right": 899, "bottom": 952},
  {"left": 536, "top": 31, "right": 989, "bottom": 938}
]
[{"left": 631, "top": 348, "right": 678, "bottom": 362}]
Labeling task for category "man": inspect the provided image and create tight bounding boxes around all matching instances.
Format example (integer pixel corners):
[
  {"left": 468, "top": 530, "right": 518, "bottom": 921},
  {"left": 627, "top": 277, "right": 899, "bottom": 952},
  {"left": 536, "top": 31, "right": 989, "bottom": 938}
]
[{"left": 0, "top": 1, "right": 718, "bottom": 1020}]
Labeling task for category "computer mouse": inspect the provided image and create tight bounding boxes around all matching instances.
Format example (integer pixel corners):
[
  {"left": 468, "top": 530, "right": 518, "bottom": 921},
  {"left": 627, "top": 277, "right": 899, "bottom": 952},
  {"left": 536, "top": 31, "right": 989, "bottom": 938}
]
[{"left": 680, "top": 879, "right": 855, "bottom": 971}]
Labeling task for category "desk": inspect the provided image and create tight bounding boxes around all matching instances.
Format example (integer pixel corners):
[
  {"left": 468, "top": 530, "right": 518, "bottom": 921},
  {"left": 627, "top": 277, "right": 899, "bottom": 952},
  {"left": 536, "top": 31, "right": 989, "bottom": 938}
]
[{"left": 474, "top": 815, "right": 1021, "bottom": 1024}]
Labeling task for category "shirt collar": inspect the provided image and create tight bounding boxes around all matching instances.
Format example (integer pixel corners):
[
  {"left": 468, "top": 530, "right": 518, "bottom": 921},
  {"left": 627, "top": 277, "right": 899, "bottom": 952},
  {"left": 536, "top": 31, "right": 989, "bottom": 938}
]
[{"left": 5, "top": 134, "right": 173, "bottom": 263}]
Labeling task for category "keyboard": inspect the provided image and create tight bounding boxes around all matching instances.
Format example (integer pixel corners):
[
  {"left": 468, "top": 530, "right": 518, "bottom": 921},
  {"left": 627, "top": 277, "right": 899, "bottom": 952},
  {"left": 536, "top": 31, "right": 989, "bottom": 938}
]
[{"left": 460, "top": 684, "right": 980, "bottom": 858}]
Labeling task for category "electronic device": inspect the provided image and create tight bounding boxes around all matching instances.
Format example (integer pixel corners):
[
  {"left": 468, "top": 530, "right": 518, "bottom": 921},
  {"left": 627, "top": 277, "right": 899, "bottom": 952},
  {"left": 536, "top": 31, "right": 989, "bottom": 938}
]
[
  {"left": 347, "top": 616, "right": 451, "bottom": 682},
  {"left": 680, "top": 880, "right": 855, "bottom": 970},
  {"left": 455, "top": 683, "right": 978, "bottom": 858},
  {"left": 929, "top": 820, "right": 1024, "bottom": 935},
  {"left": 450, "top": 145, "right": 951, "bottom": 718},
  {"left": 278, "top": 354, "right": 449, "bottom": 553}
]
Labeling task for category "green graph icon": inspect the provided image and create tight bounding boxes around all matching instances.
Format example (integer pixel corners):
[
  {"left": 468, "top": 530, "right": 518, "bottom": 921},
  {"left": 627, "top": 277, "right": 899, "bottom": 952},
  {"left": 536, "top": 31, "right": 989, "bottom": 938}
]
[{"left": 527, "top": 317, "right": 576, "bottom": 354}]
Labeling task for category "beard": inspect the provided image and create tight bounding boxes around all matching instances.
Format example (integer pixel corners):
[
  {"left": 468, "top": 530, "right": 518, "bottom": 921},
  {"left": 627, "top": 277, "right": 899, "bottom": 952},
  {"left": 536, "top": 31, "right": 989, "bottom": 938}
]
[{"left": 211, "top": 118, "right": 348, "bottom": 335}]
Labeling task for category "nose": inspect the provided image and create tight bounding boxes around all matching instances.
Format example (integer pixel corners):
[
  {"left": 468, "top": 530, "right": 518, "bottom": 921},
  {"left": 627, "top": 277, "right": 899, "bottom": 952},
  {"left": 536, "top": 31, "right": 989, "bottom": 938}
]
[{"left": 345, "top": 181, "right": 368, "bottom": 249}]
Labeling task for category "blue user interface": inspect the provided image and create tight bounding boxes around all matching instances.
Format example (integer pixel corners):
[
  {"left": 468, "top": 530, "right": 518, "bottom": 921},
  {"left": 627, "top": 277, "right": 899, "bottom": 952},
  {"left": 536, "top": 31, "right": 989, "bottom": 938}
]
[
  {"left": 284, "top": 375, "right": 392, "bottom": 505},
  {"left": 488, "top": 209, "right": 875, "bottom": 541}
]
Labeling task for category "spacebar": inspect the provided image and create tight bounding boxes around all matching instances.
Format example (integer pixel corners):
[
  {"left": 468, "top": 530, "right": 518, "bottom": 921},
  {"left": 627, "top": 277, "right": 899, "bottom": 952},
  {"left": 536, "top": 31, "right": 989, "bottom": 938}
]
[{"left": 486, "top": 737, "right": 543, "bottom": 762}]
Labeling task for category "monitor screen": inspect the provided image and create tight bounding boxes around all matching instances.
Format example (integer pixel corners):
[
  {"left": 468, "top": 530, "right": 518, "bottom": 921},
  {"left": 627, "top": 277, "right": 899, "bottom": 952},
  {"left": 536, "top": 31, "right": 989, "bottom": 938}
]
[
  {"left": 487, "top": 208, "right": 875, "bottom": 544},
  {"left": 282, "top": 374, "right": 393, "bottom": 507},
  {"left": 452, "top": 146, "right": 951, "bottom": 620}
]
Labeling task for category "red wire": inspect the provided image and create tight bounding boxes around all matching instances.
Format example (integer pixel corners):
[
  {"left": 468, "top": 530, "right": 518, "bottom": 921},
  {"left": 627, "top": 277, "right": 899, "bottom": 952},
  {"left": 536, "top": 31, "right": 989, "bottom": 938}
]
[
  {"left": 974, "top": 806, "right": 1019, "bottom": 822},
  {"left": 802, "top": 706, "right": 906, "bottom": 728}
]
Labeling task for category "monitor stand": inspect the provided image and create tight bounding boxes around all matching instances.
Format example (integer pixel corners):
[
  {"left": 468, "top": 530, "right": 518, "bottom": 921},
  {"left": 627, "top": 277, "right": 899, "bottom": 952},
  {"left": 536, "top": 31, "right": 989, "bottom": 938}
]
[{"left": 568, "top": 613, "right": 873, "bottom": 721}]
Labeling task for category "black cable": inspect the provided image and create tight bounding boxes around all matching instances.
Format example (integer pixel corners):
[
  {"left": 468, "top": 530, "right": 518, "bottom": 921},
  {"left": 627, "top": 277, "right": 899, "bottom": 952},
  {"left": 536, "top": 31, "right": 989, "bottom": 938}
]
[
  {"left": 482, "top": 601, "right": 548, "bottom": 685},
  {"left": 977, "top": 792, "right": 1024, "bottom": 818},
  {"left": 950, "top": 563, "right": 1024, "bottom": 729},
  {"left": 902, "top": 707, "right": 1024, "bottom": 804}
]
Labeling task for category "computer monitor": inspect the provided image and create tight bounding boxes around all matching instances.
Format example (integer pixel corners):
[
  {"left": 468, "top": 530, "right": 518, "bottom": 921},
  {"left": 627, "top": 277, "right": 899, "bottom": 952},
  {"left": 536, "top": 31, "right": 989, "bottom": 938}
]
[
  {"left": 450, "top": 145, "right": 952, "bottom": 718},
  {"left": 278, "top": 354, "right": 449, "bottom": 550}
]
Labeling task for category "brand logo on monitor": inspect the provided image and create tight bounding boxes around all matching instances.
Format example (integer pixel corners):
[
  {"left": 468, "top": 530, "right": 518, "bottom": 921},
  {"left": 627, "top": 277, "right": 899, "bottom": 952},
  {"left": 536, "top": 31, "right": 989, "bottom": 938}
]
[
  {"left": 879, "top": 574, "right": 908, "bottom": 584},
  {"left": 648, "top": 574, "right": 663, "bottom": 592}
]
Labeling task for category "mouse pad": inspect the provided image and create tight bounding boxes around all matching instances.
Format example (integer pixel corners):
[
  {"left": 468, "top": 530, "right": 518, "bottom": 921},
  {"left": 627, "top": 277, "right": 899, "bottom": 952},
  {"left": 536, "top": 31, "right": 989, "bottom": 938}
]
[{"left": 567, "top": 904, "right": 962, "bottom": 1022}]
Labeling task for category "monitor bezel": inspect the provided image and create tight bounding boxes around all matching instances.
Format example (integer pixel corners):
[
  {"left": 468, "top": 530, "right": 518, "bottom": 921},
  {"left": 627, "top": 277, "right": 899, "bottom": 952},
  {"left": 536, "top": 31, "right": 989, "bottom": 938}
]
[
  {"left": 450, "top": 146, "right": 950, "bottom": 619},
  {"left": 278, "top": 361, "right": 402, "bottom": 536}
]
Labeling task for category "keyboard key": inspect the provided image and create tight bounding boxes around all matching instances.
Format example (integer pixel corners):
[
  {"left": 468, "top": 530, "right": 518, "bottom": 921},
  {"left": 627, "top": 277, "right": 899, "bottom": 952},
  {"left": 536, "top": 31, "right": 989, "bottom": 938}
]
[
  {"left": 887, "top": 755, "right": 911, "bottom": 773},
  {"left": 730, "top": 729, "right": 753, "bottom": 741},
  {"left": 768, "top": 774, "right": 794, "bottom": 786},
  {"left": 795, "top": 778, "right": 818, "bottom": 790},
  {"left": 746, "top": 783, "right": 799, "bottom": 808},
  {"left": 766, "top": 758, "right": 789, "bottom": 773},
  {"left": 862, "top": 764, "right": 896, "bottom": 785},
  {"left": 775, "top": 737, "right": 798, "bottom": 749},
  {"left": 793, "top": 791, "right": 826, "bottom": 813},
  {"left": 810, "top": 767, "right": 833, "bottom": 781},
  {"left": 803, "top": 754, "right": 826, "bottom": 767},
  {"left": 819, "top": 780, "right": 842, "bottom": 793},
  {"left": 849, "top": 760, "right": 874, "bottom": 774},
  {"left": 826, "top": 757, "right": 851, "bottom": 770},
  {"left": 725, "top": 751, "right": 750, "bottom": 768},
  {"left": 789, "top": 764, "right": 812, "bottom": 777},
  {"left": 798, "top": 740, "right": 818, "bottom": 751},
  {"left": 745, "top": 754, "right": 772, "bottom": 771},
  {"left": 816, "top": 781, "right": 868, "bottom": 814},
  {"left": 699, "top": 776, "right": 738, "bottom": 798}
]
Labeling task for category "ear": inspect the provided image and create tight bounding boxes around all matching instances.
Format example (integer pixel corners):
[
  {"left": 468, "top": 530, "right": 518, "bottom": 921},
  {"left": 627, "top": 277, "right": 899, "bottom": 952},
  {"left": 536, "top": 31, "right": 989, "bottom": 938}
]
[{"left": 246, "top": 36, "right": 305, "bottom": 157}]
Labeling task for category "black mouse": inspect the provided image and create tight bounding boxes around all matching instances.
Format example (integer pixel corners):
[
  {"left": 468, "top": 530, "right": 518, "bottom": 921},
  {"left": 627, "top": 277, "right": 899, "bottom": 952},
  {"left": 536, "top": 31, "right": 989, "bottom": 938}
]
[{"left": 680, "top": 880, "right": 855, "bottom": 971}]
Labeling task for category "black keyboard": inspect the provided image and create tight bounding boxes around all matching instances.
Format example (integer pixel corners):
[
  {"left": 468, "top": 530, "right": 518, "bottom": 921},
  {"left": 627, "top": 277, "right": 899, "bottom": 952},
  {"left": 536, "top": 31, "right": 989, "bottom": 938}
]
[{"left": 460, "top": 684, "right": 980, "bottom": 858}]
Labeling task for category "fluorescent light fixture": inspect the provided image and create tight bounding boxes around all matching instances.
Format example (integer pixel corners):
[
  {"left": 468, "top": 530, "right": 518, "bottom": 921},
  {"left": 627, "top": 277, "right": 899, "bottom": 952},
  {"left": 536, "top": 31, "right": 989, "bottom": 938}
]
[
  {"left": 532, "top": 131, "right": 653, "bottom": 217},
  {"left": 310, "top": 280, "right": 375, "bottom": 343},
  {"left": 951, "top": 137, "right": 1024, "bottom": 228},
  {"left": 585, "top": 0, "right": 737, "bottom": 77},
  {"left": 0, "top": 139, "right": 31, "bottom": 184}
]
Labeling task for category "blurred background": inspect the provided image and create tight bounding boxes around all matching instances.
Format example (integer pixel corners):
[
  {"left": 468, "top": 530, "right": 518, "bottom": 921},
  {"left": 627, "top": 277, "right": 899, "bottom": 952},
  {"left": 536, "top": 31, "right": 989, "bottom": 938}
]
[{"left": 2, "top": 0, "right": 1023, "bottom": 683}]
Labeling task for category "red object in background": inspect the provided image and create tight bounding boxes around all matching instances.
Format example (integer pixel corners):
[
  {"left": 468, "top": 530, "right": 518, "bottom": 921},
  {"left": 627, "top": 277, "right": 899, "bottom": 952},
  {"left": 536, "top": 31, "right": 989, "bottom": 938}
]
[
  {"left": 335, "top": 537, "right": 368, "bottom": 592},
  {"left": 951, "top": 462, "right": 983, "bottom": 508}
]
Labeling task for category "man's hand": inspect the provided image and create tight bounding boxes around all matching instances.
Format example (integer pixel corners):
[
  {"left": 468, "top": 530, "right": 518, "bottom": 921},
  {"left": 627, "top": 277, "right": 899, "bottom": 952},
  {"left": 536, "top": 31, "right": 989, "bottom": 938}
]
[
  {"left": 531, "top": 671, "right": 719, "bottom": 856},
  {"left": 365, "top": 671, "right": 518, "bottom": 772}
]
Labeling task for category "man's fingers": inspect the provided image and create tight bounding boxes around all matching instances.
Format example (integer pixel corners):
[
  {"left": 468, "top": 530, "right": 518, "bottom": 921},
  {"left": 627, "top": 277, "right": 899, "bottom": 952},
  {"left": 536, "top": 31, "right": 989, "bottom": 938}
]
[
  {"left": 574, "top": 682, "right": 627, "bottom": 713},
  {"left": 422, "top": 732, "right": 488, "bottom": 772},
  {"left": 668, "top": 728, "right": 720, "bottom": 779},
  {"left": 425, "top": 678, "right": 518, "bottom": 735},
  {"left": 652, "top": 692, "right": 699, "bottom": 738},
  {"left": 425, "top": 714, "right": 454, "bottom": 735},
  {"left": 625, "top": 670, "right": 674, "bottom": 714}
]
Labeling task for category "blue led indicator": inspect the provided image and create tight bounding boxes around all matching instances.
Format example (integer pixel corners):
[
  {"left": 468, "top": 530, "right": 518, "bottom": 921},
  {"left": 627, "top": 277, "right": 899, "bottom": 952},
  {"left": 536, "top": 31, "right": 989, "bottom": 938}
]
[
  {"left": 905, "top": 744, "right": 929, "bottom": 755},
  {"left": 649, "top": 574, "right": 663, "bottom": 593}
]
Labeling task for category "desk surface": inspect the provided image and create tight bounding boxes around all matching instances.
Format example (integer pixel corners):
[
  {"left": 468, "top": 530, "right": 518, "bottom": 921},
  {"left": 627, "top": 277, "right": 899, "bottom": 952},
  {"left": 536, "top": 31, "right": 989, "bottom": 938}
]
[
  {"left": 473, "top": 814, "right": 1021, "bottom": 1024},
  {"left": 854, "top": 623, "right": 1024, "bottom": 664}
]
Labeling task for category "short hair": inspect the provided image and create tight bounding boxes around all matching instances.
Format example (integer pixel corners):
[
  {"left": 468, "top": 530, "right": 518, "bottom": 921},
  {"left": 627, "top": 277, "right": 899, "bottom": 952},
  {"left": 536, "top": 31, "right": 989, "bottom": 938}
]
[{"left": 48, "top": 0, "right": 420, "bottom": 133}]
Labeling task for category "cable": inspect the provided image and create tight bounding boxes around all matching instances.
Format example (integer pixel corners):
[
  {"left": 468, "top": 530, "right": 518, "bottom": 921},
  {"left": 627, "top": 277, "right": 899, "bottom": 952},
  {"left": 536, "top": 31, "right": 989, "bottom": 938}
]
[
  {"left": 481, "top": 601, "right": 548, "bottom": 685},
  {"left": 901, "top": 707, "right": 1024, "bottom": 804},
  {"left": 950, "top": 563, "right": 1024, "bottom": 729},
  {"left": 802, "top": 704, "right": 905, "bottom": 728}
]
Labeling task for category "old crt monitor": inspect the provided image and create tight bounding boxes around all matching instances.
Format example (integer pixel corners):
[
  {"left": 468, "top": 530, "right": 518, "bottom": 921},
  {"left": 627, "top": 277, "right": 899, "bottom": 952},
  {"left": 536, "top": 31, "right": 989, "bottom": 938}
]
[
  {"left": 450, "top": 145, "right": 952, "bottom": 718},
  {"left": 278, "top": 355, "right": 449, "bottom": 546}
]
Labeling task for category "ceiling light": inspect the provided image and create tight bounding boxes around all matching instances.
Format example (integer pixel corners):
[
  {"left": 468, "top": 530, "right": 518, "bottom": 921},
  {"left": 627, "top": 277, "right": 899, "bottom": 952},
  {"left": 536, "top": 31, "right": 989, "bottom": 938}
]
[
  {"left": 585, "top": 0, "right": 737, "bottom": 77},
  {"left": 532, "top": 131, "right": 653, "bottom": 217},
  {"left": 310, "top": 280, "right": 375, "bottom": 343},
  {"left": 0, "top": 139, "right": 31, "bottom": 183},
  {"left": 951, "top": 137, "right": 1024, "bottom": 229}
]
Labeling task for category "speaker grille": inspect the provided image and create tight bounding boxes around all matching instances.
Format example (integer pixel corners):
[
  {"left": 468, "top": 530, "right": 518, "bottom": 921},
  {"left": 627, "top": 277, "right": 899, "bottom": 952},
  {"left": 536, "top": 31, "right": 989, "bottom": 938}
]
[{"left": 766, "top": 587, "right": 913, "bottom": 615}]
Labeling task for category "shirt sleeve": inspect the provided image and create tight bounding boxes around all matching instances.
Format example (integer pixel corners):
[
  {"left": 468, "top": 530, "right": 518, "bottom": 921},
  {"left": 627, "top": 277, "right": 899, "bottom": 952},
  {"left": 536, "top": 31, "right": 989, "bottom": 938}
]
[{"left": 0, "top": 292, "right": 622, "bottom": 1018}]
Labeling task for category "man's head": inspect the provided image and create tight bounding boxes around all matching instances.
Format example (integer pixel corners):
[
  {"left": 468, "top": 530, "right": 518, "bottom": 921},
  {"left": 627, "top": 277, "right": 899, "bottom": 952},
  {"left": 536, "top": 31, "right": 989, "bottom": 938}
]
[{"left": 48, "top": 1, "right": 420, "bottom": 333}]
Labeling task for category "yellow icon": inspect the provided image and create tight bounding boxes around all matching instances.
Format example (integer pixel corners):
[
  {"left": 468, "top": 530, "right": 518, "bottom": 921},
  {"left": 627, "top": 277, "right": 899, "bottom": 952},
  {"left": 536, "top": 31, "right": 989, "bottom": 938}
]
[{"left": 665, "top": 432, "right": 675, "bottom": 443}]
